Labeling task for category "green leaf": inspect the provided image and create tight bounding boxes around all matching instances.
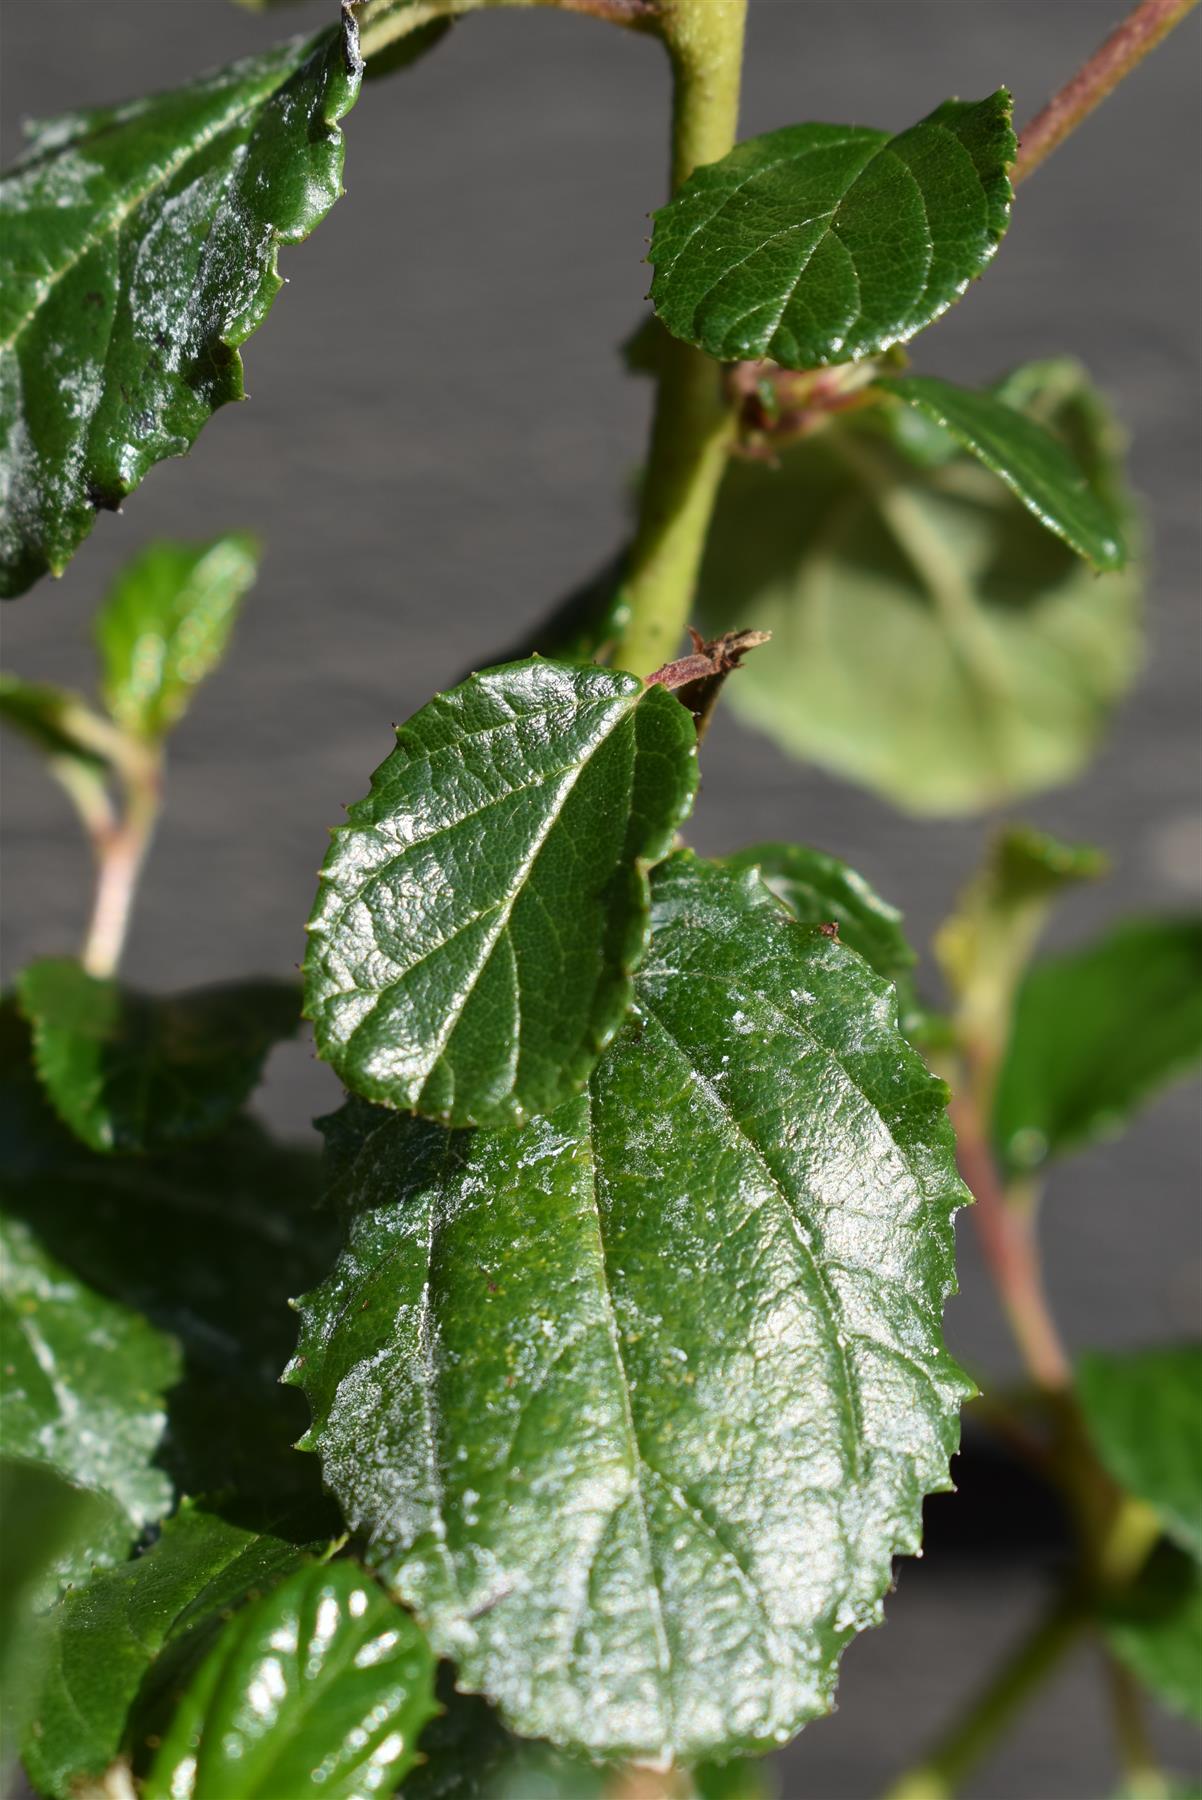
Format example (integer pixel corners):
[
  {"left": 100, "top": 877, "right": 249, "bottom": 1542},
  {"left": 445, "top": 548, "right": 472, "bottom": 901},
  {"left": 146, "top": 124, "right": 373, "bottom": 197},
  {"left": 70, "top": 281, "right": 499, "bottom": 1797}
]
[
  {"left": 95, "top": 535, "right": 259, "bottom": 739},
  {"left": 649, "top": 93, "right": 1013, "bottom": 369},
  {"left": 723, "top": 842, "right": 914, "bottom": 987},
  {"left": 0, "top": 24, "right": 361, "bottom": 598},
  {"left": 877, "top": 373, "right": 1126, "bottom": 571},
  {"left": 1103, "top": 1542, "right": 1202, "bottom": 1724},
  {"left": 695, "top": 361, "right": 1142, "bottom": 816},
  {"left": 23, "top": 1504, "right": 317, "bottom": 1800},
  {"left": 994, "top": 919, "right": 1202, "bottom": 1173},
  {"left": 292, "top": 852, "right": 970, "bottom": 1762},
  {"left": 0, "top": 1199, "right": 177, "bottom": 1552},
  {"left": 1077, "top": 1346, "right": 1202, "bottom": 1563},
  {"left": 304, "top": 660, "right": 698, "bottom": 1129},
  {"left": 142, "top": 1560, "right": 438, "bottom": 1800},
  {"left": 16, "top": 958, "right": 300, "bottom": 1153},
  {"left": 0, "top": 673, "right": 114, "bottom": 768},
  {"left": 0, "top": 1002, "right": 339, "bottom": 1507}
]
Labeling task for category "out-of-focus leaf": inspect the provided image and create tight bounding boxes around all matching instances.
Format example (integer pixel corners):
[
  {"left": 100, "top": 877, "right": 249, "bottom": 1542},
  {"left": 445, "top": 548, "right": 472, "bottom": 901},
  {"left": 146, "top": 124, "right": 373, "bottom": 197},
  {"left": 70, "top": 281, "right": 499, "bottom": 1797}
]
[
  {"left": 17, "top": 958, "right": 300, "bottom": 1153},
  {"left": 0, "top": 673, "right": 113, "bottom": 769},
  {"left": 649, "top": 94, "right": 1013, "bottom": 367},
  {"left": 695, "top": 361, "right": 1142, "bottom": 816},
  {"left": 95, "top": 536, "right": 259, "bottom": 739},
  {"left": 1077, "top": 1346, "right": 1202, "bottom": 1563},
  {"left": 1103, "top": 1542, "right": 1202, "bottom": 1724},
  {"left": 994, "top": 920, "right": 1202, "bottom": 1173}
]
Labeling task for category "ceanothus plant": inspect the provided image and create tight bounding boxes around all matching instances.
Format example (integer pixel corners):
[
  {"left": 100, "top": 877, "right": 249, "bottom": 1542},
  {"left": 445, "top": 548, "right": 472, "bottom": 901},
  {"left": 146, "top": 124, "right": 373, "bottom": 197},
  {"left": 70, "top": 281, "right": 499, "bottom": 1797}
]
[{"left": 1, "top": 0, "right": 1199, "bottom": 1795}]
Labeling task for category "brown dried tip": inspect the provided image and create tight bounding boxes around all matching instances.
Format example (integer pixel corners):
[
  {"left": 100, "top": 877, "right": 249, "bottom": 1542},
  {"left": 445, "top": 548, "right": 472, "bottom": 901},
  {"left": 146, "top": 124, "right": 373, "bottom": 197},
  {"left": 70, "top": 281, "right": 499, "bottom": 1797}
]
[{"left": 645, "top": 628, "right": 772, "bottom": 693}]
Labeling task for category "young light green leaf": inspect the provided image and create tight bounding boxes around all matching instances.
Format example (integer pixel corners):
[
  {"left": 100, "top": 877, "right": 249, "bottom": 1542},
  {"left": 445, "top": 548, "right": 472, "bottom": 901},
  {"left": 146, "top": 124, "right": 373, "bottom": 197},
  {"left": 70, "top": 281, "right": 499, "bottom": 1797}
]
[
  {"left": 142, "top": 1560, "right": 438, "bottom": 1800},
  {"left": 0, "top": 1209, "right": 178, "bottom": 1555},
  {"left": 695, "top": 361, "right": 1142, "bottom": 815},
  {"left": 23, "top": 1504, "right": 318, "bottom": 1800},
  {"left": 994, "top": 919, "right": 1202, "bottom": 1174},
  {"left": 1103, "top": 1543, "right": 1202, "bottom": 1725},
  {"left": 16, "top": 959, "right": 300, "bottom": 1153},
  {"left": 1077, "top": 1346, "right": 1202, "bottom": 1563},
  {"left": 723, "top": 842, "right": 914, "bottom": 988},
  {"left": 0, "top": 24, "right": 361, "bottom": 598},
  {"left": 649, "top": 93, "right": 1013, "bottom": 368},
  {"left": 292, "top": 853, "right": 970, "bottom": 1762},
  {"left": 877, "top": 374, "right": 1126, "bottom": 570},
  {"left": 304, "top": 660, "right": 698, "bottom": 1129},
  {"left": 95, "top": 536, "right": 259, "bottom": 739}
]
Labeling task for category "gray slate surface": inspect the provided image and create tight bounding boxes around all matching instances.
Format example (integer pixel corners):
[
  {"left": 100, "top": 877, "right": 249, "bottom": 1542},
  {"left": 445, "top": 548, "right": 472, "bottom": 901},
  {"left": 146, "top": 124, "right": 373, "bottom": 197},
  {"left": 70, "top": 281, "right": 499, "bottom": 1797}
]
[{"left": 2, "top": 3, "right": 1199, "bottom": 1794}]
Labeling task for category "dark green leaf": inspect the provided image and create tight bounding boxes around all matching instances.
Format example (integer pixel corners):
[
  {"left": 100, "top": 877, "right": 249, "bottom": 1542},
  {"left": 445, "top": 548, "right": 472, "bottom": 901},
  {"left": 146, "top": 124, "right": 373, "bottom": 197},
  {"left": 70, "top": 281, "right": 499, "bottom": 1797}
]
[
  {"left": 95, "top": 535, "right": 259, "bottom": 739},
  {"left": 994, "top": 919, "right": 1202, "bottom": 1173},
  {"left": 1103, "top": 1542, "right": 1202, "bottom": 1724},
  {"left": 723, "top": 842, "right": 914, "bottom": 987},
  {"left": 695, "top": 362, "right": 1142, "bottom": 815},
  {"left": 16, "top": 958, "right": 300, "bottom": 1153},
  {"left": 0, "top": 1003, "right": 339, "bottom": 1507},
  {"left": 0, "top": 673, "right": 113, "bottom": 768},
  {"left": 877, "top": 373, "right": 1126, "bottom": 570},
  {"left": 0, "top": 24, "right": 361, "bottom": 597},
  {"left": 304, "top": 660, "right": 698, "bottom": 1129},
  {"left": 649, "top": 93, "right": 1013, "bottom": 368},
  {"left": 1077, "top": 1346, "right": 1202, "bottom": 1563},
  {"left": 142, "top": 1560, "right": 438, "bottom": 1800},
  {"left": 23, "top": 1503, "right": 317, "bottom": 1800},
  {"left": 292, "top": 853, "right": 970, "bottom": 1761}
]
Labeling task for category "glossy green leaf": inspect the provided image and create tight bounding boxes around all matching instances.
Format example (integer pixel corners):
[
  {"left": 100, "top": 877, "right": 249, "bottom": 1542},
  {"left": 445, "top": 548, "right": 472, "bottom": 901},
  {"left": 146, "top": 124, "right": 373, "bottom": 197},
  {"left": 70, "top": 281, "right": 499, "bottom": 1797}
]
[
  {"left": 877, "top": 374, "right": 1126, "bottom": 570},
  {"left": 292, "top": 852, "right": 970, "bottom": 1762},
  {"left": 0, "top": 1201, "right": 177, "bottom": 1549},
  {"left": 304, "top": 660, "right": 698, "bottom": 1129},
  {"left": 16, "top": 958, "right": 300, "bottom": 1153},
  {"left": 1077, "top": 1346, "right": 1202, "bottom": 1563},
  {"left": 695, "top": 361, "right": 1142, "bottom": 816},
  {"left": 1103, "top": 1543, "right": 1202, "bottom": 1724},
  {"left": 95, "top": 535, "right": 258, "bottom": 739},
  {"left": 0, "top": 24, "right": 361, "bottom": 597},
  {"left": 23, "top": 1504, "right": 317, "bottom": 1799},
  {"left": 0, "top": 1002, "right": 338, "bottom": 1507},
  {"left": 142, "top": 1560, "right": 438, "bottom": 1800},
  {"left": 649, "top": 93, "right": 1013, "bottom": 368},
  {"left": 994, "top": 919, "right": 1202, "bottom": 1174},
  {"left": 723, "top": 842, "right": 914, "bottom": 987}
]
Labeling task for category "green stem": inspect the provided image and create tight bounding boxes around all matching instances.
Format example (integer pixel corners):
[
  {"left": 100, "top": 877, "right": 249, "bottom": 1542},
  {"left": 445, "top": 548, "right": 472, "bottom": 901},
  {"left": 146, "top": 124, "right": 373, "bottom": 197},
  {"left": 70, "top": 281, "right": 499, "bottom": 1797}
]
[
  {"left": 614, "top": 0, "right": 747, "bottom": 677},
  {"left": 1105, "top": 1653, "right": 1171, "bottom": 1800},
  {"left": 1014, "top": 0, "right": 1200, "bottom": 185},
  {"left": 882, "top": 1599, "right": 1085, "bottom": 1800}
]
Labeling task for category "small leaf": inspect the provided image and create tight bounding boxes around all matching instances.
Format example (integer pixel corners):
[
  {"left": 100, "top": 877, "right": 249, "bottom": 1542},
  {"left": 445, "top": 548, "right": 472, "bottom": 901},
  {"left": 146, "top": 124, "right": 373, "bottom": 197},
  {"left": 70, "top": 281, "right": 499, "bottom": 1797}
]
[
  {"left": 877, "top": 374, "right": 1126, "bottom": 570},
  {"left": 0, "top": 1208, "right": 178, "bottom": 1556},
  {"left": 23, "top": 1504, "right": 318, "bottom": 1800},
  {"left": 95, "top": 535, "right": 258, "bottom": 739},
  {"left": 304, "top": 660, "right": 698, "bottom": 1128},
  {"left": 1103, "top": 1542, "right": 1202, "bottom": 1724},
  {"left": 649, "top": 93, "right": 1013, "bottom": 369},
  {"left": 0, "top": 673, "right": 113, "bottom": 768},
  {"left": 0, "top": 25, "right": 361, "bottom": 597},
  {"left": 292, "top": 853, "right": 970, "bottom": 1761},
  {"left": 142, "top": 1561, "right": 438, "bottom": 1800},
  {"left": 16, "top": 959, "right": 300, "bottom": 1153},
  {"left": 994, "top": 919, "right": 1202, "bottom": 1173},
  {"left": 695, "top": 360, "right": 1142, "bottom": 815},
  {"left": 1077, "top": 1346, "right": 1202, "bottom": 1563},
  {"left": 723, "top": 842, "right": 914, "bottom": 987}
]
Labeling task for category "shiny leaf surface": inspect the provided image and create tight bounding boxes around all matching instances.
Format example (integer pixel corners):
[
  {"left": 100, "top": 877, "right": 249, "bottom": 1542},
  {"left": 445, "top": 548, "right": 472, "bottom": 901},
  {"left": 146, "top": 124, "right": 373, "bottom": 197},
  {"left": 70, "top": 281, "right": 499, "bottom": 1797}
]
[
  {"left": 304, "top": 660, "right": 698, "bottom": 1128},
  {"left": 0, "top": 24, "right": 360, "bottom": 597},
  {"left": 17, "top": 959, "right": 300, "bottom": 1153},
  {"left": 142, "top": 1560, "right": 438, "bottom": 1799},
  {"left": 877, "top": 373, "right": 1126, "bottom": 570},
  {"left": 649, "top": 94, "right": 1013, "bottom": 368},
  {"left": 723, "top": 842, "right": 914, "bottom": 987},
  {"left": 24, "top": 1504, "right": 316, "bottom": 1799},
  {"left": 292, "top": 853, "right": 970, "bottom": 1761},
  {"left": 95, "top": 535, "right": 258, "bottom": 738},
  {"left": 1077, "top": 1346, "right": 1202, "bottom": 1563},
  {"left": 994, "top": 919, "right": 1202, "bottom": 1174},
  {"left": 1103, "top": 1543, "right": 1202, "bottom": 1724},
  {"left": 696, "top": 361, "right": 1141, "bottom": 815}
]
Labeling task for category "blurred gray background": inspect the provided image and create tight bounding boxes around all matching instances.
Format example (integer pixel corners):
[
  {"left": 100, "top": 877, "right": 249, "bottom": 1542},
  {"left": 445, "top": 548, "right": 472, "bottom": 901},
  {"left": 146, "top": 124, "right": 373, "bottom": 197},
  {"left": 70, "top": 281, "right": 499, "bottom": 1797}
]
[{"left": 2, "top": 2, "right": 1200, "bottom": 1793}]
